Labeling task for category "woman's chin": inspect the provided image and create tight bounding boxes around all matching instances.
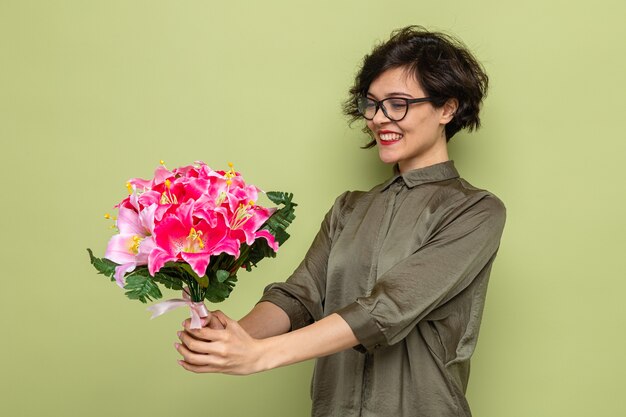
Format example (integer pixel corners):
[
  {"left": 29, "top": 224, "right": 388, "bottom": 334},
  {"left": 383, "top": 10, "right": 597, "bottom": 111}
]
[{"left": 377, "top": 150, "right": 399, "bottom": 165}]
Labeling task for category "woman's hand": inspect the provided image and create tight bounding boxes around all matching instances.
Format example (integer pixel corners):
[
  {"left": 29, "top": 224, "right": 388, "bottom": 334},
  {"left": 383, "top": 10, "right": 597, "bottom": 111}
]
[
  {"left": 175, "top": 310, "right": 267, "bottom": 376},
  {"left": 176, "top": 311, "right": 359, "bottom": 376},
  {"left": 203, "top": 311, "right": 225, "bottom": 330}
]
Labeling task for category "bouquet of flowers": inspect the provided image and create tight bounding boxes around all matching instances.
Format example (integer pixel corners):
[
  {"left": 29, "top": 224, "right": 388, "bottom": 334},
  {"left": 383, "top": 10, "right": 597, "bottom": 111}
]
[{"left": 87, "top": 161, "right": 296, "bottom": 328}]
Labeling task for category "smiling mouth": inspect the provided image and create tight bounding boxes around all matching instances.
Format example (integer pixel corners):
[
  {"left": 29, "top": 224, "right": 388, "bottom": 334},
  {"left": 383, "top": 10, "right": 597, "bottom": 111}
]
[{"left": 379, "top": 132, "right": 403, "bottom": 142}]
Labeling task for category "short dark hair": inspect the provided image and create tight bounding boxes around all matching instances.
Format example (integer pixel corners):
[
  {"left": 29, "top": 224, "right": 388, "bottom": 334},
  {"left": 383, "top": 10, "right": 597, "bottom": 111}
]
[{"left": 343, "top": 25, "right": 489, "bottom": 147}]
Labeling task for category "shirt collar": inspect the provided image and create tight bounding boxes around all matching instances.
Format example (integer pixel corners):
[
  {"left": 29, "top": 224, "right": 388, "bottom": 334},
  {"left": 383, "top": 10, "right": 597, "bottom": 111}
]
[{"left": 381, "top": 160, "right": 460, "bottom": 191}]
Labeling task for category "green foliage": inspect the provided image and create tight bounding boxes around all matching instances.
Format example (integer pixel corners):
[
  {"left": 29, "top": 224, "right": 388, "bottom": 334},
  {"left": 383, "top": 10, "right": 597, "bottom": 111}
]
[
  {"left": 180, "top": 263, "right": 209, "bottom": 288},
  {"left": 88, "top": 249, "right": 179, "bottom": 302},
  {"left": 244, "top": 239, "right": 276, "bottom": 271},
  {"left": 204, "top": 273, "right": 238, "bottom": 303},
  {"left": 87, "top": 248, "right": 118, "bottom": 281},
  {"left": 152, "top": 270, "right": 184, "bottom": 291},
  {"left": 243, "top": 191, "right": 297, "bottom": 271},
  {"left": 264, "top": 191, "right": 297, "bottom": 246},
  {"left": 216, "top": 269, "right": 230, "bottom": 283},
  {"left": 123, "top": 270, "right": 163, "bottom": 303}
]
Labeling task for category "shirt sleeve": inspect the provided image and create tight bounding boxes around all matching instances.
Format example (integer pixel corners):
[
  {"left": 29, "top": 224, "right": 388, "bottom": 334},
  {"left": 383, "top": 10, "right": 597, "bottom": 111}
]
[
  {"left": 335, "top": 193, "right": 506, "bottom": 352},
  {"left": 257, "top": 191, "right": 351, "bottom": 331}
]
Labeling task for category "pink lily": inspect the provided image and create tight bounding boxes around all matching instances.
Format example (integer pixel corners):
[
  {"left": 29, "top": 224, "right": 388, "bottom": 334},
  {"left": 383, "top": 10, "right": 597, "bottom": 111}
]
[
  {"left": 148, "top": 202, "right": 240, "bottom": 277},
  {"left": 223, "top": 202, "right": 278, "bottom": 250},
  {"left": 104, "top": 203, "right": 157, "bottom": 288}
]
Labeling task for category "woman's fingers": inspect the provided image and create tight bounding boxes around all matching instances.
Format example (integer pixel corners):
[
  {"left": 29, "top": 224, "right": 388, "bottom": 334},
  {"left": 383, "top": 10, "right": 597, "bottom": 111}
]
[
  {"left": 211, "top": 310, "right": 232, "bottom": 327},
  {"left": 211, "top": 310, "right": 250, "bottom": 340},
  {"left": 176, "top": 309, "right": 263, "bottom": 375},
  {"left": 178, "top": 330, "right": 212, "bottom": 354},
  {"left": 182, "top": 322, "right": 227, "bottom": 343},
  {"left": 207, "top": 315, "right": 225, "bottom": 329},
  {"left": 174, "top": 341, "right": 211, "bottom": 365},
  {"left": 177, "top": 360, "right": 218, "bottom": 374},
  {"left": 180, "top": 311, "right": 225, "bottom": 330}
]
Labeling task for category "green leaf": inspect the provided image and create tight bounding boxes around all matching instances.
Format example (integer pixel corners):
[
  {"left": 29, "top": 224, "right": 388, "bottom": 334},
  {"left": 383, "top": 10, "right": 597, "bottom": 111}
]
[
  {"left": 204, "top": 273, "right": 238, "bottom": 303},
  {"left": 241, "top": 191, "right": 297, "bottom": 272},
  {"left": 216, "top": 269, "right": 230, "bottom": 283},
  {"left": 263, "top": 191, "right": 297, "bottom": 246},
  {"left": 123, "top": 272, "right": 163, "bottom": 303},
  {"left": 266, "top": 191, "right": 294, "bottom": 206},
  {"left": 87, "top": 248, "right": 118, "bottom": 282},
  {"left": 152, "top": 271, "right": 184, "bottom": 291},
  {"left": 246, "top": 238, "right": 277, "bottom": 269},
  {"left": 180, "top": 263, "right": 209, "bottom": 288},
  {"left": 195, "top": 274, "right": 209, "bottom": 287}
]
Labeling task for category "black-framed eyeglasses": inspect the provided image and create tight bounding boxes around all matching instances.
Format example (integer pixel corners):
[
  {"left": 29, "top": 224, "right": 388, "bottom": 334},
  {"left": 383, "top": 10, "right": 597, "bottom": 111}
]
[{"left": 357, "top": 96, "right": 434, "bottom": 121}]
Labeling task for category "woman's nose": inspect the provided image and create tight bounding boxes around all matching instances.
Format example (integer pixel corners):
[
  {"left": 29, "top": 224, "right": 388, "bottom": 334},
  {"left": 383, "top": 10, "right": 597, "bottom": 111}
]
[{"left": 371, "top": 104, "right": 392, "bottom": 124}]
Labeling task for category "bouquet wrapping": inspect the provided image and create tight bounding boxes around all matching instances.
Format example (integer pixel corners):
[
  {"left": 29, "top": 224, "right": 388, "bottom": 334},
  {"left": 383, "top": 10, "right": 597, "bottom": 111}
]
[{"left": 88, "top": 161, "right": 296, "bottom": 328}]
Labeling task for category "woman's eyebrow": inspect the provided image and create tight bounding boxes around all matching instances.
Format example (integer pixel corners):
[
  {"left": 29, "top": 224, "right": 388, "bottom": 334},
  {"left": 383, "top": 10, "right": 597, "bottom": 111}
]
[
  {"left": 367, "top": 91, "right": 414, "bottom": 99},
  {"left": 386, "top": 91, "right": 413, "bottom": 97}
]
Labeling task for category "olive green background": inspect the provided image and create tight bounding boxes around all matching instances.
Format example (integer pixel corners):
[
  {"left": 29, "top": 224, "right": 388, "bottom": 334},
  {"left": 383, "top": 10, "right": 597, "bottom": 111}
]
[{"left": 1, "top": 1, "right": 624, "bottom": 416}]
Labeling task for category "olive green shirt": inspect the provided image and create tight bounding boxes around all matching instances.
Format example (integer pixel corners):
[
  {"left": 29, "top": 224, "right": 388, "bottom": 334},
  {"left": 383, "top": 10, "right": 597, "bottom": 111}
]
[{"left": 258, "top": 160, "right": 506, "bottom": 417}]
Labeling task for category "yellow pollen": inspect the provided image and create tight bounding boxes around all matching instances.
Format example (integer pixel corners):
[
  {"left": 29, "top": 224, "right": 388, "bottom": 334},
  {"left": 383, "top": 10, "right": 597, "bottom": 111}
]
[
  {"left": 104, "top": 213, "right": 111, "bottom": 219},
  {"left": 228, "top": 162, "right": 233, "bottom": 168},
  {"left": 165, "top": 179, "right": 171, "bottom": 189},
  {"left": 160, "top": 160, "right": 165, "bottom": 165},
  {"left": 126, "top": 182, "right": 132, "bottom": 194},
  {"left": 188, "top": 228, "right": 205, "bottom": 249},
  {"left": 215, "top": 191, "right": 227, "bottom": 206},
  {"left": 249, "top": 200, "right": 255, "bottom": 206},
  {"left": 226, "top": 179, "right": 232, "bottom": 186},
  {"left": 130, "top": 235, "right": 142, "bottom": 254}
]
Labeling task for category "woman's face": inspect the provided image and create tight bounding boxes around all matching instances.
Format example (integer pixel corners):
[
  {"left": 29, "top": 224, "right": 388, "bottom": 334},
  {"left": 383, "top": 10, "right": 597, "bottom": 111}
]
[{"left": 365, "top": 66, "right": 454, "bottom": 172}]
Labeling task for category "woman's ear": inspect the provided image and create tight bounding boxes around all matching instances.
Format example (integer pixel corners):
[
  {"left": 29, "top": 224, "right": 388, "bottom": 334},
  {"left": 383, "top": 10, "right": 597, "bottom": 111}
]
[{"left": 439, "top": 98, "right": 458, "bottom": 124}]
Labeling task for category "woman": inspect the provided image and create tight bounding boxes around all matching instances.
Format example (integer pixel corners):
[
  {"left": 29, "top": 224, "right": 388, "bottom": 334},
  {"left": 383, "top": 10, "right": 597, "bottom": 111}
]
[{"left": 174, "top": 25, "right": 506, "bottom": 417}]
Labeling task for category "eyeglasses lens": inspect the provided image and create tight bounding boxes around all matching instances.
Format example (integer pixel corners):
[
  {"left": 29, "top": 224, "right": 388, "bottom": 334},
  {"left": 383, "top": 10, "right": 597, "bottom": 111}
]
[{"left": 358, "top": 98, "right": 407, "bottom": 121}]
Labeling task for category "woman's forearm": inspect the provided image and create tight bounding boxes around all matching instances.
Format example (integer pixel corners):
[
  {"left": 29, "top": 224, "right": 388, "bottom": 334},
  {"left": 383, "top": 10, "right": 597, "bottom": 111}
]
[
  {"left": 238, "top": 301, "right": 291, "bottom": 339},
  {"left": 176, "top": 309, "right": 360, "bottom": 375},
  {"left": 260, "top": 313, "right": 360, "bottom": 371}
]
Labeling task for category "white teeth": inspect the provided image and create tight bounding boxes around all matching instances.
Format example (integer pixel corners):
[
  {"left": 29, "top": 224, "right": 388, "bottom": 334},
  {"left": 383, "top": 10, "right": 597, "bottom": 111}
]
[{"left": 380, "top": 133, "right": 403, "bottom": 141}]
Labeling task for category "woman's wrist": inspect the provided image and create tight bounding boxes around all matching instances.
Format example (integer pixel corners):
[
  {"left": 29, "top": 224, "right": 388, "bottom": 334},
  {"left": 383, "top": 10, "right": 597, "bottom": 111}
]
[{"left": 256, "top": 336, "right": 283, "bottom": 372}]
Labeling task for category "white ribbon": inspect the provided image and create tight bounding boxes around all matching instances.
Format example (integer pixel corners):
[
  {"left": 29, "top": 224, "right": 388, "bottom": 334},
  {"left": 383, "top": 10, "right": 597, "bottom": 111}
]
[{"left": 146, "top": 289, "right": 209, "bottom": 329}]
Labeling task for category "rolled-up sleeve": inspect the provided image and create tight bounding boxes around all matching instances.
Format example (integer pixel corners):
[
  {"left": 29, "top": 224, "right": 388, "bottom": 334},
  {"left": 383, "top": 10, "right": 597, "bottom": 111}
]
[
  {"left": 258, "top": 191, "right": 350, "bottom": 331},
  {"left": 335, "top": 194, "right": 506, "bottom": 352}
]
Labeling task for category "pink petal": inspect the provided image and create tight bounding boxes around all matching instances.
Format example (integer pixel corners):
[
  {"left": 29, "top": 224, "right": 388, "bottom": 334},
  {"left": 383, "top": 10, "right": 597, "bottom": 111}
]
[
  {"left": 213, "top": 237, "right": 241, "bottom": 258},
  {"left": 138, "top": 204, "right": 157, "bottom": 235},
  {"left": 173, "top": 163, "right": 199, "bottom": 178},
  {"left": 181, "top": 177, "right": 210, "bottom": 202},
  {"left": 148, "top": 246, "right": 176, "bottom": 276},
  {"left": 105, "top": 234, "right": 138, "bottom": 264},
  {"left": 255, "top": 229, "right": 279, "bottom": 251},
  {"left": 128, "top": 177, "right": 152, "bottom": 189},
  {"left": 136, "top": 236, "right": 156, "bottom": 265},
  {"left": 194, "top": 205, "right": 219, "bottom": 228},
  {"left": 199, "top": 217, "right": 229, "bottom": 250},
  {"left": 153, "top": 165, "right": 173, "bottom": 186},
  {"left": 138, "top": 190, "right": 161, "bottom": 207},
  {"left": 181, "top": 252, "right": 211, "bottom": 277},
  {"left": 116, "top": 206, "right": 144, "bottom": 235},
  {"left": 114, "top": 262, "right": 136, "bottom": 288},
  {"left": 236, "top": 206, "right": 273, "bottom": 245},
  {"left": 154, "top": 210, "right": 186, "bottom": 243},
  {"left": 178, "top": 201, "right": 196, "bottom": 224}
]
